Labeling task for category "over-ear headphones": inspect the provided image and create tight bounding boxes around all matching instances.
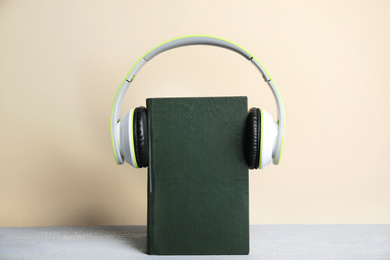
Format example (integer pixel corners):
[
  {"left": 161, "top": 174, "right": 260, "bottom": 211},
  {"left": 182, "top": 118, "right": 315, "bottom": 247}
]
[{"left": 111, "top": 35, "right": 285, "bottom": 169}]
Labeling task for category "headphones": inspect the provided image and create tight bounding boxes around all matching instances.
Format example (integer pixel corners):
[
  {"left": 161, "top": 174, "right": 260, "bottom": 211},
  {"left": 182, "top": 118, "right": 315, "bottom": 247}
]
[{"left": 111, "top": 35, "right": 285, "bottom": 169}]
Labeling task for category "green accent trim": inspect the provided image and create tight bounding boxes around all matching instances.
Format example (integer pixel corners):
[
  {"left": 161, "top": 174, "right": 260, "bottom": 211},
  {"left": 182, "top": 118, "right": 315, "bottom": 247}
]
[
  {"left": 259, "top": 109, "right": 263, "bottom": 168},
  {"left": 111, "top": 78, "right": 127, "bottom": 164},
  {"left": 130, "top": 109, "right": 139, "bottom": 168}
]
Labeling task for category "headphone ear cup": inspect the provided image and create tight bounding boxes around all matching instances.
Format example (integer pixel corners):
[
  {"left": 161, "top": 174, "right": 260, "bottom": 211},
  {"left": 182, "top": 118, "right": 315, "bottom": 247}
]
[
  {"left": 120, "top": 109, "right": 137, "bottom": 167},
  {"left": 259, "top": 109, "right": 278, "bottom": 169},
  {"left": 133, "top": 107, "right": 149, "bottom": 168},
  {"left": 245, "top": 107, "right": 261, "bottom": 169}
]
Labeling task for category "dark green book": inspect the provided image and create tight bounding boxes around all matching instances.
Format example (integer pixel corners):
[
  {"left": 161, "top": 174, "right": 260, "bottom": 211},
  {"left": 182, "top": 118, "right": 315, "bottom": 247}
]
[{"left": 146, "top": 97, "right": 249, "bottom": 255}]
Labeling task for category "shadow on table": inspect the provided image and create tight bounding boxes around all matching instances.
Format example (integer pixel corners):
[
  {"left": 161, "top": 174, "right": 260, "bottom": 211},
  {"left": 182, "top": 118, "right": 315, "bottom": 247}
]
[{"left": 101, "top": 225, "right": 147, "bottom": 254}]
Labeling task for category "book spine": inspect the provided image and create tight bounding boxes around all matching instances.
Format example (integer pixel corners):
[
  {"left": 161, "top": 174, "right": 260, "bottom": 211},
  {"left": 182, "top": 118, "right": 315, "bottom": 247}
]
[{"left": 146, "top": 99, "right": 154, "bottom": 255}]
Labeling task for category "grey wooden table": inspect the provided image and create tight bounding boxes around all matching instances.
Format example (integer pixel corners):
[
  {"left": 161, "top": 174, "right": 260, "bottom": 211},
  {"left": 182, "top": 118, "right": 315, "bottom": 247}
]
[{"left": 1, "top": 225, "right": 389, "bottom": 259}]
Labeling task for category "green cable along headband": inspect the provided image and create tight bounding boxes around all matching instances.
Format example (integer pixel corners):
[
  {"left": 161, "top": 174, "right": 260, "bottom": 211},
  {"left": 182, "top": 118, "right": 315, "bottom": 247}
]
[{"left": 111, "top": 35, "right": 285, "bottom": 166}]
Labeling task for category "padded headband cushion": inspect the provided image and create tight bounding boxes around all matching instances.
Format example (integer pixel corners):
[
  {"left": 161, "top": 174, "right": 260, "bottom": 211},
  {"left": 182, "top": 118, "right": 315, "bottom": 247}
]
[
  {"left": 133, "top": 107, "right": 149, "bottom": 168},
  {"left": 246, "top": 108, "right": 261, "bottom": 169}
]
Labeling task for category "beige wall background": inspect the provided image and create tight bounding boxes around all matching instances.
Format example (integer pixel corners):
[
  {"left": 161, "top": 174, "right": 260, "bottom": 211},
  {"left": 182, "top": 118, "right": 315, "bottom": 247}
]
[{"left": 0, "top": 0, "right": 389, "bottom": 227}]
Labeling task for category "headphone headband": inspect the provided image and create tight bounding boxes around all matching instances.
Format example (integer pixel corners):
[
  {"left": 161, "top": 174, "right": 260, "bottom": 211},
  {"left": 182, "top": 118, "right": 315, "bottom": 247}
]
[{"left": 111, "top": 35, "right": 285, "bottom": 166}]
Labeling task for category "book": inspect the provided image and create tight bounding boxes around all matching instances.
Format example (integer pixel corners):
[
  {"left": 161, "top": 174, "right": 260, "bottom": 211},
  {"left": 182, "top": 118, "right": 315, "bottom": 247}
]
[{"left": 146, "top": 96, "right": 249, "bottom": 255}]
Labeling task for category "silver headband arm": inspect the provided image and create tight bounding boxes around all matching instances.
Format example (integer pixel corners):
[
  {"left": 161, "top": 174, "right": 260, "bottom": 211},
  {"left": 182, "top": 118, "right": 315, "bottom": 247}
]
[{"left": 143, "top": 36, "right": 252, "bottom": 61}]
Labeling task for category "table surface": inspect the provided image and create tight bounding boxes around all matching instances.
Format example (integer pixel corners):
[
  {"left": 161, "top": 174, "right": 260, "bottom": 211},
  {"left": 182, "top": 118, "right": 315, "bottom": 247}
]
[{"left": 1, "top": 225, "right": 389, "bottom": 259}]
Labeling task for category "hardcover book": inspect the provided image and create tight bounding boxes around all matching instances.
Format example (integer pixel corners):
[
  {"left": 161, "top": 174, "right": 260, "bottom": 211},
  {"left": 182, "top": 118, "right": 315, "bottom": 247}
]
[{"left": 146, "top": 96, "right": 249, "bottom": 255}]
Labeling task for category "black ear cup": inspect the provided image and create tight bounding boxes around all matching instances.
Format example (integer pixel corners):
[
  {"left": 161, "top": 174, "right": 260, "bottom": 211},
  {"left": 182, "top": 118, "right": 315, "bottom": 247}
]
[
  {"left": 245, "top": 107, "right": 261, "bottom": 169},
  {"left": 133, "top": 107, "right": 149, "bottom": 168}
]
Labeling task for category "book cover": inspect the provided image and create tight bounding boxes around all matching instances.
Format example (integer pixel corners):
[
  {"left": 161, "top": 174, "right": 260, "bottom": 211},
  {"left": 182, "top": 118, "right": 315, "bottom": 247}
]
[{"left": 147, "top": 96, "right": 249, "bottom": 255}]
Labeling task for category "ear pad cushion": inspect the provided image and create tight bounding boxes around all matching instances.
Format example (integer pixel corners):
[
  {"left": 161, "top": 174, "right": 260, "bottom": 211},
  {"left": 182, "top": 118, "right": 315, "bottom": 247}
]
[
  {"left": 245, "top": 107, "right": 261, "bottom": 169},
  {"left": 133, "top": 107, "right": 149, "bottom": 168},
  {"left": 259, "top": 109, "right": 278, "bottom": 169}
]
